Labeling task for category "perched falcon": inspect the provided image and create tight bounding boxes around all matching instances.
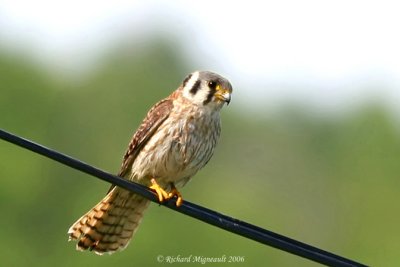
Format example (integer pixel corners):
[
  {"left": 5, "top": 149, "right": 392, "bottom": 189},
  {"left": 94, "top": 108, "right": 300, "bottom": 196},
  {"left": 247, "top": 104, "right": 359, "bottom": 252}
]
[{"left": 68, "top": 70, "right": 233, "bottom": 254}]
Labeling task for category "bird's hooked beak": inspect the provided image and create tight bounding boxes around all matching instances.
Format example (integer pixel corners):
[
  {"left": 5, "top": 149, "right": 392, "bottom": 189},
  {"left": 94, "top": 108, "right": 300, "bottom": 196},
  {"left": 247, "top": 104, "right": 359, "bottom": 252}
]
[{"left": 215, "top": 85, "right": 232, "bottom": 105}]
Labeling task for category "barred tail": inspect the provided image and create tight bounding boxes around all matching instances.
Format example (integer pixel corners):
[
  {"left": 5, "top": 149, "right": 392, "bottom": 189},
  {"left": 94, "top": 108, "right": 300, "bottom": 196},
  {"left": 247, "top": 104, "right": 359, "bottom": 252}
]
[{"left": 68, "top": 187, "right": 150, "bottom": 254}]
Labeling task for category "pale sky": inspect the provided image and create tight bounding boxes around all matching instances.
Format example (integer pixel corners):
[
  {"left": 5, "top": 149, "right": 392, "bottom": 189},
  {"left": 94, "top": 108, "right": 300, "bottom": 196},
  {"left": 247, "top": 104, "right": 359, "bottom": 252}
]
[{"left": 1, "top": 0, "right": 400, "bottom": 115}]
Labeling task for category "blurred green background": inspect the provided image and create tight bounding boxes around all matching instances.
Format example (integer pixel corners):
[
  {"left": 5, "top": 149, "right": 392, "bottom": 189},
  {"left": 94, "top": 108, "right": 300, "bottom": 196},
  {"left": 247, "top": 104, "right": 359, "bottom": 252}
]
[
  {"left": 1, "top": 39, "right": 399, "bottom": 267},
  {"left": 1, "top": 11, "right": 400, "bottom": 265}
]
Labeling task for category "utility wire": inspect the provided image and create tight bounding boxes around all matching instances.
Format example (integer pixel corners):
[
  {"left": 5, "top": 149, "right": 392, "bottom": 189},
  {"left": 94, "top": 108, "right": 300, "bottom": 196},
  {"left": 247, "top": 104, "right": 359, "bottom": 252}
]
[{"left": 0, "top": 128, "right": 367, "bottom": 267}]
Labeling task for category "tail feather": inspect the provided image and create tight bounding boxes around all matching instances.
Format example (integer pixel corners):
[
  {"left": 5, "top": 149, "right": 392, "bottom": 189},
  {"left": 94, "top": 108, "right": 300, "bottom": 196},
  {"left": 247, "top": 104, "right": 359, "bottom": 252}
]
[{"left": 68, "top": 187, "right": 150, "bottom": 254}]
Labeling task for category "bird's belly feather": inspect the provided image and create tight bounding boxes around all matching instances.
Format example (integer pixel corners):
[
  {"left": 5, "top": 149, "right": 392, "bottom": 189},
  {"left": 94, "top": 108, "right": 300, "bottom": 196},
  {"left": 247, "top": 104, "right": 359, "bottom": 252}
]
[{"left": 129, "top": 113, "right": 220, "bottom": 187}]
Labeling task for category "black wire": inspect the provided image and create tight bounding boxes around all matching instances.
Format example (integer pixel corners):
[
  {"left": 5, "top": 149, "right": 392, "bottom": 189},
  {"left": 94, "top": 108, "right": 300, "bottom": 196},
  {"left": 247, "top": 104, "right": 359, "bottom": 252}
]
[{"left": 0, "top": 128, "right": 367, "bottom": 267}]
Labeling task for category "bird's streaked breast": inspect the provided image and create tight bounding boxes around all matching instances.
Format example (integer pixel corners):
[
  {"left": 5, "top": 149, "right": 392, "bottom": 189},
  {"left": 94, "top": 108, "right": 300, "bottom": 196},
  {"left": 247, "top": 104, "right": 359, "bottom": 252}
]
[{"left": 128, "top": 101, "right": 221, "bottom": 187}]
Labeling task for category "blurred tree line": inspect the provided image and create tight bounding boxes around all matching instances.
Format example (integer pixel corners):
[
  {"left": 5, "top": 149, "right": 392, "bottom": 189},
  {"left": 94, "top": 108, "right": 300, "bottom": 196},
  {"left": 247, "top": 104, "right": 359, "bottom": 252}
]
[{"left": 1, "top": 39, "right": 399, "bottom": 266}]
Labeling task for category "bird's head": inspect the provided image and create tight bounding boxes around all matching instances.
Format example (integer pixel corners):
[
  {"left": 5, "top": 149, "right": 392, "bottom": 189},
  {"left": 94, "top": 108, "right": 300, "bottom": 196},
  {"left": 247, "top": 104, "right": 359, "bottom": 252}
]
[{"left": 181, "top": 71, "right": 232, "bottom": 109}]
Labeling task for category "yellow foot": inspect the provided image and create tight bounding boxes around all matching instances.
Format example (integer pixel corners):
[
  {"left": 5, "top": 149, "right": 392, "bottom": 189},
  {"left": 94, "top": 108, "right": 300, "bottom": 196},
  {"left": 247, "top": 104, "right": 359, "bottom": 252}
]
[
  {"left": 149, "top": 178, "right": 169, "bottom": 203},
  {"left": 168, "top": 183, "right": 183, "bottom": 207},
  {"left": 149, "top": 179, "right": 183, "bottom": 207}
]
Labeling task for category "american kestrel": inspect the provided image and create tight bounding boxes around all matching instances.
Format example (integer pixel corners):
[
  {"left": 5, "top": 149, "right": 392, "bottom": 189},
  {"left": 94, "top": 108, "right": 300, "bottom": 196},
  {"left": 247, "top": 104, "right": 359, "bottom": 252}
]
[{"left": 68, "top": 71, "right": 232, "bottom": 254}]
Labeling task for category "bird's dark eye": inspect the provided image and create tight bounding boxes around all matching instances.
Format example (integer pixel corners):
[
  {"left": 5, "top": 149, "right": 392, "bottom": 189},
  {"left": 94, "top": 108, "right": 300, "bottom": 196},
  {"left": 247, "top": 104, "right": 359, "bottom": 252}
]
[{"left": 208, "top": 81, "right": 217, "bottom": 89}]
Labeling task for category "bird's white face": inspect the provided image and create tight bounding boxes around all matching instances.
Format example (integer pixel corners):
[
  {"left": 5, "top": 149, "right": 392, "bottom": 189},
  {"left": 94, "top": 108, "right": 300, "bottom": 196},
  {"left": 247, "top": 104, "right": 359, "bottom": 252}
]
[{"left": 181, "top": 71, "right": 232, "bottom": 110}]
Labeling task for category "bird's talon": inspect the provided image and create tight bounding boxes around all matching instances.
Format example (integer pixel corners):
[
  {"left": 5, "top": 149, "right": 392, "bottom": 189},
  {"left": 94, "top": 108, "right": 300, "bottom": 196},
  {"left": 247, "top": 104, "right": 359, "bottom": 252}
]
[
  {"left": 169, "top": 185, "right": 183, "bottom": 207},
  {"left": 176, "top": 196, "right": 183, "bottom": 207},
  {"left": 149, "top": 179, "right": 183, "bottom": 206},
  {"left": 150, "top": 179, "right": 169, "bottom": 203}
]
